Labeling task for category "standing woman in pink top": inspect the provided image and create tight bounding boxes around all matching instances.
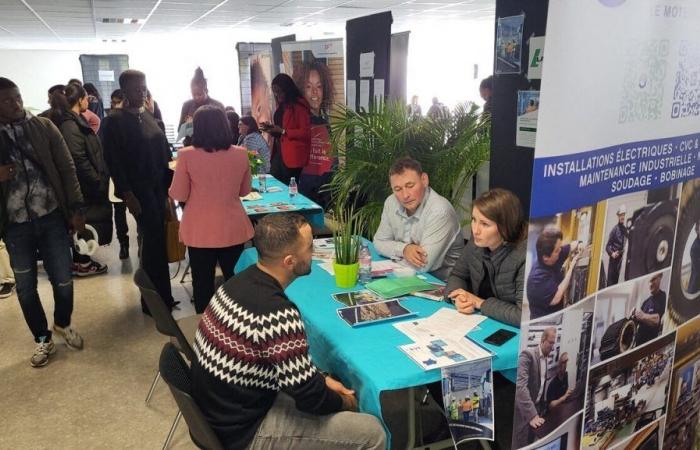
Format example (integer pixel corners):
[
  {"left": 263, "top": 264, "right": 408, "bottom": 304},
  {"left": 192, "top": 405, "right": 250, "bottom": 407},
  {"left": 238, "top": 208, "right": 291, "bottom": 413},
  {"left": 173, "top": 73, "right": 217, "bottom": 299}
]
[{"left": 169, "top": 105, "right": 254, "bottom": 313}]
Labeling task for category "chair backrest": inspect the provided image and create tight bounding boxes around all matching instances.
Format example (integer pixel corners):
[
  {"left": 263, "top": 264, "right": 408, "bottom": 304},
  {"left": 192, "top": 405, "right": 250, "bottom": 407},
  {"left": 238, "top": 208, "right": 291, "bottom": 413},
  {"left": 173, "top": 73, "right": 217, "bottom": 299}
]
[
  {"left": 134, "top": 268, "right": 196, "bottom": 362},
  {"left": 159, "top": 343, "right": 224, "bottom": 450}
]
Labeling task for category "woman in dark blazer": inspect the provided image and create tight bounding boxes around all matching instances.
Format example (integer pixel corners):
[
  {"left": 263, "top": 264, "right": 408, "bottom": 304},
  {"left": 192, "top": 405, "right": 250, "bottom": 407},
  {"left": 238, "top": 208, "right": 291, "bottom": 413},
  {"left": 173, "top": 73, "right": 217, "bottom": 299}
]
[{"left": 260, "top": 73, "right": 311, "bottom": 185}]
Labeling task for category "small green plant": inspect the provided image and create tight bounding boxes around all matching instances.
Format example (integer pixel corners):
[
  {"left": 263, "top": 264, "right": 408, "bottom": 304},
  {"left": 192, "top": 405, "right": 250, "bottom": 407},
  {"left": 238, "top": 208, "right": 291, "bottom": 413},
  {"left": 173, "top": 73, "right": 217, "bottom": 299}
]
[{"left": 333, "top": 204, "right": 361, "bottom": 265}]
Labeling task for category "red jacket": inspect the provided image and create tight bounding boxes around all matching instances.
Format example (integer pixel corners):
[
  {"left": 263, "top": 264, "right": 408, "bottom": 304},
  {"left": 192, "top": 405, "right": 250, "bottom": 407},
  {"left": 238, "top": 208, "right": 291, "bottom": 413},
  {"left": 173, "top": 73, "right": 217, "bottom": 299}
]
[{"left": 278, "top": 98, "right": 311, "bottom": 169}]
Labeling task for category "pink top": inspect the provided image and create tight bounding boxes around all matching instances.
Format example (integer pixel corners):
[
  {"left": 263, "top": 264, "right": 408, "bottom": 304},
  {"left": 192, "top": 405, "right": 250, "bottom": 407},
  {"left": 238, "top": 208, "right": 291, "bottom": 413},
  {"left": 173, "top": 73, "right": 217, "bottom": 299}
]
[
  {"left": 82, "top": 109, "right": 101, "bottom": 134},
  {"left": 168, "top": 145, "right": 254, "bottom": 248}
]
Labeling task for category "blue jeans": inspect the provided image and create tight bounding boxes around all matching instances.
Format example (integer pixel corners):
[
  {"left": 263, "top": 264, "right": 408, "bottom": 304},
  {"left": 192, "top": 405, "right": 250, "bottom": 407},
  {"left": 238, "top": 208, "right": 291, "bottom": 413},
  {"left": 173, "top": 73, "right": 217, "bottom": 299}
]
[{"left": 4, "top": 210, "right": 74, "bottom": 342}]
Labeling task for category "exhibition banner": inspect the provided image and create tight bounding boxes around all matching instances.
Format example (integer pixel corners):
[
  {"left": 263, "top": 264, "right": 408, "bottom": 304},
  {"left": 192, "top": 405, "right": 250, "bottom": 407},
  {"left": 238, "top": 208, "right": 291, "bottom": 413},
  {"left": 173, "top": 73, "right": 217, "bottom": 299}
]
[{"left": 513, "top": 2, "right": 700, "bottom": 449}]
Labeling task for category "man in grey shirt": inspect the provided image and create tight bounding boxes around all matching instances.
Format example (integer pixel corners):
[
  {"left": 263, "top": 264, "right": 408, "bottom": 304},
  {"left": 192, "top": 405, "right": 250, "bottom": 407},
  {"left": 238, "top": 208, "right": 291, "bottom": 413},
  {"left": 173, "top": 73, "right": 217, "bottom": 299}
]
[{"left": 373, "top": 156, "right": 463, "bottom": 280}]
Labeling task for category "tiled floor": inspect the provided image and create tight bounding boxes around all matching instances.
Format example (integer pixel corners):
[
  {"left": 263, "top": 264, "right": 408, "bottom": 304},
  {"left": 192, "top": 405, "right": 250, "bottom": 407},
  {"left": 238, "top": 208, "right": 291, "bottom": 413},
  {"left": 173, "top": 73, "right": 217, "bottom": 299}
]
[{"left": 0, "top": 229, "right": 199, "bottom": 449}]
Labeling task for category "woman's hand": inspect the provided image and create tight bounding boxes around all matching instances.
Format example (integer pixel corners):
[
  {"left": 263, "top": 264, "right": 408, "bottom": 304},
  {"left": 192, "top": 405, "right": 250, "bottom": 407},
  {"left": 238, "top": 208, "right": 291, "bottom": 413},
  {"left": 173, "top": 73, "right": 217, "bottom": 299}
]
[{"left": 447, "top": 289, "right": 484, "bottom": 314}]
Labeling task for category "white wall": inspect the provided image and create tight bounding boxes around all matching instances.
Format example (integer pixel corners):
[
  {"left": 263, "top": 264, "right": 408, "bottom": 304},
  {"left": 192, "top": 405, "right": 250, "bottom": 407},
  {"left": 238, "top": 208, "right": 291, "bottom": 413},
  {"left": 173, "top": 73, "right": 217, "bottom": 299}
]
[
  {"left": 398, "top": 19, "right": 495, "bottom": 112},
  {"left": 0, "top": 49, "right": 84, "bottom": 114}
]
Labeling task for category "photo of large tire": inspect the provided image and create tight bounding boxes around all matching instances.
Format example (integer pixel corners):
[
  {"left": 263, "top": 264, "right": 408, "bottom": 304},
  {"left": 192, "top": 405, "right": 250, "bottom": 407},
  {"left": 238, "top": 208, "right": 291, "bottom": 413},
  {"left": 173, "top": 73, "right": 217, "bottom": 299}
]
[
  {"left": 669, "top": 181, "right": 700, "bottom": 324},
  {"left": 599, "top": 317, "right": 637, "bottom": 361},
  {"left": 625, "top": 200, "right": 678, "bottom": 280}
]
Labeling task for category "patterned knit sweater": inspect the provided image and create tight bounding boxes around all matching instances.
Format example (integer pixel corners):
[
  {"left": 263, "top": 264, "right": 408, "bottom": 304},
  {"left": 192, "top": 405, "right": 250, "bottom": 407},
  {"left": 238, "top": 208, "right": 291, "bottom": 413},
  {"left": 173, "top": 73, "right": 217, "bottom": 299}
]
[{"left": 191, "top": 264, "right": 343, "bottom": 450}]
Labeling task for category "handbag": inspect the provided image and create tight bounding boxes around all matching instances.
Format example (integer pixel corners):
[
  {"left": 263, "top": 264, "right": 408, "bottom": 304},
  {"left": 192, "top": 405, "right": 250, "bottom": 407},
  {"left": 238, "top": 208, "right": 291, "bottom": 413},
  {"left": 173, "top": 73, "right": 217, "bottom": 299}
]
[{"left": 165, "top": 199, "right": 186, "bottom": 263}]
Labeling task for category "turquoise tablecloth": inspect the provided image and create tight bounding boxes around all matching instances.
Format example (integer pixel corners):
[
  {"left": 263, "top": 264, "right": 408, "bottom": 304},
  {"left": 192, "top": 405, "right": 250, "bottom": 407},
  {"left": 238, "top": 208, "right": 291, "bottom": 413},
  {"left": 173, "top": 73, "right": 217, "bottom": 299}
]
[
  {"left": 235, "top": 245, "right": 519, "bottom": 437},
  {"left": 244, "top": 175, "right": 324, "bottom": 227}
]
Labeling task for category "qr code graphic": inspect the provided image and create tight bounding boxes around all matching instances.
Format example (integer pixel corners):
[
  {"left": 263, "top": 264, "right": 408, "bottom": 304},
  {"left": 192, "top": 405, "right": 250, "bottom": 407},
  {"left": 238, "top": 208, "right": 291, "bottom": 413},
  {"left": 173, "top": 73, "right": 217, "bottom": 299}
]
[
  {"left": 619, "top": 40, "right": 670, "bottom": 124},
  {"left": 671, "top": 40, "right": 700, "bottom": 119}
]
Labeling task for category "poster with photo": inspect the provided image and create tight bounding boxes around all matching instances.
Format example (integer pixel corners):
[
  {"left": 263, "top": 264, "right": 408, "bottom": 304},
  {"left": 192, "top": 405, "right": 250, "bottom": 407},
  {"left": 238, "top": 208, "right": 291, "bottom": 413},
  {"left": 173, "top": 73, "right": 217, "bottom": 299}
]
[
  {"left": 495, "top": 14, "right": 524, "bottom": 74},
  {"left": 512, "top": 1, "right": 700, "bottom": 449},
  {"left": 581, "top": 333, "right": 675, "bottom": 450},
  {"left": 280, "top": 38, "right": 345, "bottom": 207},
  {"left": 516, "top": 90, "right": 539, "bottom": 148},
  {"left": 513, "top": 296, "right": 593, "bottom": 449},
  {"left": 249, "top": 52, "right": 274, "bottom": 149},
  {"left": 441, "top": 359, "right": 495, "bottom": 445}
]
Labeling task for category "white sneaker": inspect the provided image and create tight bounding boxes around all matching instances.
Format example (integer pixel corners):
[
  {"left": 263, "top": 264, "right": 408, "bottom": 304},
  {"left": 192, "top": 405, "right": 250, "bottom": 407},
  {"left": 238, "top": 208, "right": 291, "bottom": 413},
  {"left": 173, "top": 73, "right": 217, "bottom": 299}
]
[
  {"left": 31, "top": 337, "right": 56, "bottom": 368},
  {"left": 52, "top": 325, "right": 84, "bottom": 350}
]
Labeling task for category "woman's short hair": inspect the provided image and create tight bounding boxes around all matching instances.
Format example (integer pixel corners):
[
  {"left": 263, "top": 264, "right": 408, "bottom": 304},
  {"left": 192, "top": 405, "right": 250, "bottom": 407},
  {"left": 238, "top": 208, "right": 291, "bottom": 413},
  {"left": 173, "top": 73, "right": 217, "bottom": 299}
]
[
  {"left": 239, "top": 115, "right": 259, "bottom": 134},
  {"left": 294, "top": 59, "right": 334, "bottom": 112},
  {"left": 272, "top": 73, "right": 302, "bottom": 104},
  {"left": 473, "top": 188, "right": 527, "bottom": 243},
  {"left": 191, "top": 105, "right": 232, "bottom": 152}
]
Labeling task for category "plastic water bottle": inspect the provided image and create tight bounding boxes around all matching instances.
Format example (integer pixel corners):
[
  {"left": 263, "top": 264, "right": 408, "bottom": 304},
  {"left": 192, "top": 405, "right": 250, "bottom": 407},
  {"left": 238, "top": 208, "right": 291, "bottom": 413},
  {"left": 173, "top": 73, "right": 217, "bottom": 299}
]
[
  {"left": 289, "top": 177, "right": 298, "bottom": 203},
  {"left": 359, "top": 243, "right": 372, "bottom": 284}
]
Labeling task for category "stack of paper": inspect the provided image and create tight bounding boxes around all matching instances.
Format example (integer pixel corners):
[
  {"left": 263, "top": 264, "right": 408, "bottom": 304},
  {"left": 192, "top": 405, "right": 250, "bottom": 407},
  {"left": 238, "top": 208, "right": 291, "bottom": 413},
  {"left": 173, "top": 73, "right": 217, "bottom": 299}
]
[{"left": 394, "top": 308, "right": 490, "bottom": 370}]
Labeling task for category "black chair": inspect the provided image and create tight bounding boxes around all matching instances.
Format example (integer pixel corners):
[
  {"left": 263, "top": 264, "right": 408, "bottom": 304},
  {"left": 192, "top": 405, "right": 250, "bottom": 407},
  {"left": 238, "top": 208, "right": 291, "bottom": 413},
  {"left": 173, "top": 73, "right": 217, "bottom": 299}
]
[
  {"left": 134, "top": 269, "right": 201, "bottom": 448},
  {"left": 159, "top": 342, "right": 224, "bottom": 450}
]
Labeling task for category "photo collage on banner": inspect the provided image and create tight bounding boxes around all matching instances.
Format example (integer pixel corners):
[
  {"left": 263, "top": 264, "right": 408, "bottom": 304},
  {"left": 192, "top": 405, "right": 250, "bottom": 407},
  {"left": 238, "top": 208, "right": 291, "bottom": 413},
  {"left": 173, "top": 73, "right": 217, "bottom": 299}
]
[
  {"left": 249, "top": 51, "right": 274, "bottom": 149},
  {"left": 280, "top": 39, "right": 344, "bottom": 208},
  {"left": 513, "top": 1, "right": 700, "bottom": 449}
]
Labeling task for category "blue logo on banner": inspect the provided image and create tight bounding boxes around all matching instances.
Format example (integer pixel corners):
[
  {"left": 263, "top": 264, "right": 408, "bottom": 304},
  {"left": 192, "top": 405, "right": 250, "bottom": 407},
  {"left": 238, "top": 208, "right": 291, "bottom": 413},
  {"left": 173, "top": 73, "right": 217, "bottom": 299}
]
[{"left": 530, "top": 133, "right": 700, "bottom": 218}]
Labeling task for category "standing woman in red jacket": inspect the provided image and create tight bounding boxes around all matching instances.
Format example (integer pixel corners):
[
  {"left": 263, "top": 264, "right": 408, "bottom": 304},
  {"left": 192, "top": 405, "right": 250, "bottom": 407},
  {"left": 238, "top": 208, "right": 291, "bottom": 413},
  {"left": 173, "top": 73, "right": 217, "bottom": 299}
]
[{"left": 261, "top": 73, "right": 311, "bottom": 185}]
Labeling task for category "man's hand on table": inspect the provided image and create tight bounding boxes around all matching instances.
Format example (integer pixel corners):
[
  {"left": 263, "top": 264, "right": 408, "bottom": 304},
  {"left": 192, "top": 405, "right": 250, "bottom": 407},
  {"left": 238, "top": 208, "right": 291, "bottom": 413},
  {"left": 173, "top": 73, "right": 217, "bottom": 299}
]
[
  {"left": 403, "top": 244, "right": 427, "bottom": 268},
  {"left": 325, "top": 375, "right": 358, "bottom": 411}
]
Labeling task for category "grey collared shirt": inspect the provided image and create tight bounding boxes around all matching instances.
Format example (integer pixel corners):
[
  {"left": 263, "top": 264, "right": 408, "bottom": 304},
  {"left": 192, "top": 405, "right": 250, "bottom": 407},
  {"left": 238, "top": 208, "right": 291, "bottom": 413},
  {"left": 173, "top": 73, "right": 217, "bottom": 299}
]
[{"left": 373, "top": 187, "right": 464, "bottom": 280}]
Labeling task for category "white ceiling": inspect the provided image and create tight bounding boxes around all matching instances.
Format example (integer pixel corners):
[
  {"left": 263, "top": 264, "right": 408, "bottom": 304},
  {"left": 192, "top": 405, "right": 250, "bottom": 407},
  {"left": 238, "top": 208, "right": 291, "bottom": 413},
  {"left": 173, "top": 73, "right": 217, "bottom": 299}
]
[{"left": 0, "top": 0, "right": 494, "bottom": 46}]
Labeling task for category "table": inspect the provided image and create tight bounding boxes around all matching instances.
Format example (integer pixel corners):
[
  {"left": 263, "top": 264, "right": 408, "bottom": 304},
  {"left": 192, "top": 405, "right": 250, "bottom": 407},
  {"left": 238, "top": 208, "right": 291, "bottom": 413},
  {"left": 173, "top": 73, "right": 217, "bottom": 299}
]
[
  {"left": 235, "top": 244, "right": 519, "bottom": 449},
  {"left": 243, "top": 175, "right": 324, "bottom": 227}
]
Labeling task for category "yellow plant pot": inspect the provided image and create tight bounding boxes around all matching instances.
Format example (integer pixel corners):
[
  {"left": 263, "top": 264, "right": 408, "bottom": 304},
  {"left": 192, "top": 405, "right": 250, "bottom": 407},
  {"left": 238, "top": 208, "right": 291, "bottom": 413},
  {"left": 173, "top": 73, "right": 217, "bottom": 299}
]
[{"left": 334, "top": 262, "right": 359, "bottom": 288}]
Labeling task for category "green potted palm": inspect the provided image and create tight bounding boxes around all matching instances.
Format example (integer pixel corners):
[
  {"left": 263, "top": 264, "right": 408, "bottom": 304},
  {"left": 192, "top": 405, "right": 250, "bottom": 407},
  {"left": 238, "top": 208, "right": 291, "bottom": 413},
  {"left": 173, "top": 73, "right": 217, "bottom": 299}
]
[
  {"left": 332, "top": 205, "right": 361, "bottom": 288},
  {"left": 327, "top": 99, "right": 490, "bottom": 238}
]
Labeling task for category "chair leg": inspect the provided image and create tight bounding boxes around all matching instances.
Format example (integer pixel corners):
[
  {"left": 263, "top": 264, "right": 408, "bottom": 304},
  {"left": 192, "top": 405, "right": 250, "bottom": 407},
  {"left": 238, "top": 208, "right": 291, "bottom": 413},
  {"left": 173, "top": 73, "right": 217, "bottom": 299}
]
[
  {"left": 163, "top": 411, "right": 182, "bottom": 450},
  {"left": 145, "top": 371, "right": 161, "bottom": 405}
]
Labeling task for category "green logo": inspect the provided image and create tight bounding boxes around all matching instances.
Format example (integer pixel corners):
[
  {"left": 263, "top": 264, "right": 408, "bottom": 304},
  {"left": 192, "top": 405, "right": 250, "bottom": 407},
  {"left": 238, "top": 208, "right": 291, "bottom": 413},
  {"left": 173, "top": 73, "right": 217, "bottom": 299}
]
[{"left": 530, "top": 49, "right": 542, "bottom": 68}]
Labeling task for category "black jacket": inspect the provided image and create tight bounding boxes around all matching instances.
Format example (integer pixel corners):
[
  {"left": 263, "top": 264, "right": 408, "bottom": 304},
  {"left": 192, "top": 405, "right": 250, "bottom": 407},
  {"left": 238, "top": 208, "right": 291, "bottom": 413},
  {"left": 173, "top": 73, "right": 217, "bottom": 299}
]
[
  {"left": 0, "top": 115, "right": 84, "bottom": 238},
  {"left": 58, "top": 111, "right": 112, "bottom": 245},
  {"left": 445, "top": 239, "right": 526, "bottom": 326}
]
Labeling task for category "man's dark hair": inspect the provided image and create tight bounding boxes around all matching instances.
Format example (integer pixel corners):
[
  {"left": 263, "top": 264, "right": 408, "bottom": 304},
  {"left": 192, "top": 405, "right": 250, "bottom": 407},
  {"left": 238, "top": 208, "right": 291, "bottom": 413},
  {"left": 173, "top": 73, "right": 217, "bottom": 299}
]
[
  {"left": 536, "top": 225, "right": 563, "bottom": 261},
  {"left": 0, "top": 77, "right": 18, "bottom": 91},
  {"left": 83, "top": 82, "right": 101, "bottom": 101},
  {"left": 118, "top": 70, "right": 146, "bottom": 89},
  {"left": 110, "top": 89, "right": 124, "bottom": 100},
  {"left": 389, "top": 156, "right": 423, "bottom": 177},
  {"left": 272, "top": 73, "right": 302, "bottom": 104},
  {"left": 254, "top": 214, "right": 309, "bottom": 263},
  {"left": 67, "top": 78, "right": 82, "bottom": 87},
  {"left": 191, "top": 105, "right": 232, "bottom": 152},
  {"left": 48, "top": 84, "right": 65, "bottom": 95},
  {"left": 480, "top": 76, "right": 493, "bottom": 91},
  {"left": 239, "top": 115, "right": 259, "bottom": 134}
]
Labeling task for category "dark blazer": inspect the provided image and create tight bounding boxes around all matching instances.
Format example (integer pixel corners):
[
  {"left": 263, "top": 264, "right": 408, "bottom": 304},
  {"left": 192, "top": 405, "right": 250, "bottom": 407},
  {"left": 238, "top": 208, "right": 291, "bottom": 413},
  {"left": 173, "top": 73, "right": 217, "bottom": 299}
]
[
  {"left": 514, "top": 345, "right": 545, "bottom": 449},
  {"left": 445, "top": 239, "right": 526, "bottom": 326}
]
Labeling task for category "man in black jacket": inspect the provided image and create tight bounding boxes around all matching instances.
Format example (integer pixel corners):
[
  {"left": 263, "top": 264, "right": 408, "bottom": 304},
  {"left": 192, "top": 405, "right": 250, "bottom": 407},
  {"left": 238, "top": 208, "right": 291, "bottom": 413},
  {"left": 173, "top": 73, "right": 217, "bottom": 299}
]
[
  {"left": 192, "top": 214, "right": 386, "bottom": 450},
  {"left": 606, "top": 205, "right": 628, "bottom": 286},
  {"left": 101, "top": 70, "right": 175, "bottom": 313},
  {"left": 0, "top": 77, "right": 86, "bottom": 367}
]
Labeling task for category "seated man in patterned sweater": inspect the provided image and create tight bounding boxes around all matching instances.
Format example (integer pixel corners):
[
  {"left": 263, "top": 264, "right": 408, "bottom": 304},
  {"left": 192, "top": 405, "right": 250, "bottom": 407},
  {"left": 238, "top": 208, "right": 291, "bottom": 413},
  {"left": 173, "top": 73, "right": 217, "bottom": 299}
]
[{"left": 191, "top": 213, "right": 387, "bottom": 450}]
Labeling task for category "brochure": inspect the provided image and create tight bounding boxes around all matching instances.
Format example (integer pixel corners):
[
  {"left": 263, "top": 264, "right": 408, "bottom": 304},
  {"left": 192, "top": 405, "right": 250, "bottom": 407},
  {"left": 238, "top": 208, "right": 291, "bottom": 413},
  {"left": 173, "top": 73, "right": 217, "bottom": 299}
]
[
  {"left": 365, "top": 276, "right": 434, "bottom": 299},
  {"left": 412, "top": 282, "right": 446, "bottom": 301},
  {"left": 399, "top": 336, "right": 491, "bottom": 370},
  {"left": 441, "top": 359, "right": 495, "bottom": 443},
  {"left": 337, "top": 299, "right": 416, "bottom": 327},
  {"left": 331, "top": 289, "right": 383, "bottom": 307}
]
